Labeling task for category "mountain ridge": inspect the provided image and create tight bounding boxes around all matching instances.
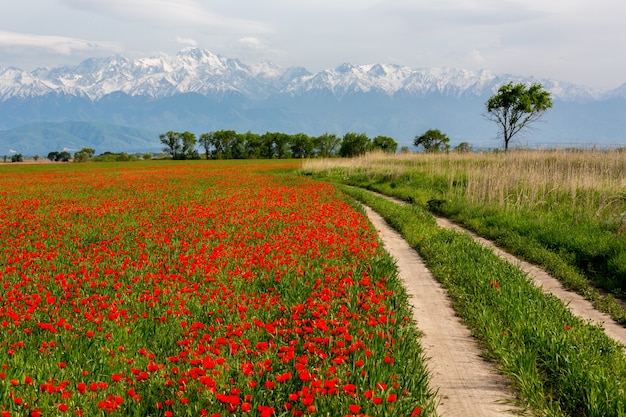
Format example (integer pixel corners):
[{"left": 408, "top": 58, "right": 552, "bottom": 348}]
[
  {"left": 1, "top": 48, "right": 625, "bottom": 155},
  {"left": 0, "top": 47, "right": 617, "bottom": 102}
]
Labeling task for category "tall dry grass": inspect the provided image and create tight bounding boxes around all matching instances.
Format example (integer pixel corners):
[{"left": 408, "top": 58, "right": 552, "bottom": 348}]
[{"left": 304, "top": 149, "right": 626, "bottom": 221}]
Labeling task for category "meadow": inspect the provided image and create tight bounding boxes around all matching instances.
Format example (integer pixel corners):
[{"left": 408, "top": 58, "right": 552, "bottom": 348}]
[
  {"left": 303, "top": 150, "right": 626, "bottom": 416},
  {"left": 303, "top": 149, "right": 626, "bottom": 322},
  {"left": 0, "top": 161, "right": 434, "bottom": 416}
]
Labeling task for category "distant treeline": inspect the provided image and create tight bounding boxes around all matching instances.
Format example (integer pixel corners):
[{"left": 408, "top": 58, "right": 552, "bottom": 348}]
[{"left": 159, "top": 130, "right": 401, "bottom": 160}]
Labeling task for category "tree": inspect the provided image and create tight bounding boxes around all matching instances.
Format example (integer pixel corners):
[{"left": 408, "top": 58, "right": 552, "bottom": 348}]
[
  {"left": 290, "top": 133, "right": 314, "bottom": 159},
  {"left": 371, "top": 135, "right": 398, "bottom": 153},
  {"left": 11, "top": 153, "right": 23, "bottom": 162},
  {"left": 339, "top": 132, "right": 371, "bottom": 158},
  {"left": 313, "top": 132, "right": 341, "bottom": 157},
  {"left": 454, "top": 142, "right": 472, "bottom": 153},
  {"left": 199, "top": 131, "right": 216, "bottom": 160},
  {"left": 160, "top": 131, "right": 182, "bottom": 159},
  {"left": 160, "top": 131, "right": 197, "bottom": 159},
  {"left": 485, "top": 82, "right": 553, "bottom": 151},
  {"left": 57, "top": 151, "right": 71, "bottom": 162},
  {"left": 179, "top": 131, "right": 198, "bottom": 160},
  {"left": 73, "top": 147, "right": 96, "bottom": 162},
  {"left": 47, "top": 151, "right": 59, "bottom": 162},
  {"left": 414, "top": 129, "right": 450, "bottom": 153}
]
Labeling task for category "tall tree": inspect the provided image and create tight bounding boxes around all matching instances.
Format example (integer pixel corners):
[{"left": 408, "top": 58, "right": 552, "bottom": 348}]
[
  {"left": 290, "top": 133, "right": 314, "bottom": 158},
  {"left": 339, "top": 132, "right": 371, "bottom": 158},
  {"left": 371, "top": 135, "right": 398, "bottom": 153},
  {"left": 414, "top": 129, "right": 450, "bottom": 153},
  {"left": 199, "top": 131, "right": 216, "bottom": 160},
  {"left": 485, "top": 82, "right": 553, "bottom": 151},
  {"left": 180, "top": 131, "right": 197, "bottom": 160},
  {"left": 313, "top": 132, "right": 341, "bottom": 157},
  {"left": 160, "top": 131, "right": 182, "bottom": 159}
]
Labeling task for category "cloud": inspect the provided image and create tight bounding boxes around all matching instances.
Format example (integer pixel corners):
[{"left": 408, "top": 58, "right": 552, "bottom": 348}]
[
  {"left": 58, "top": 0, "right": 272, "bottom": 33},
  {"left": 176, "top": 36, "right": 198, "bottom": 47},
  {"left": 238, "top": 37, "right": 264, "bottom": 50},
  {"left": 0, "top": 30, "right": 122, "bottom": 55}
]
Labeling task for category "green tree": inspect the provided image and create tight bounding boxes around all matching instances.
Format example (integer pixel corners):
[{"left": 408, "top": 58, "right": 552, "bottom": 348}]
[
  {"left": 210, "top": 130, "right": 238, "bottom": 159},
  {"left": 414, "top": 129, "right": 450, "bottom": 153},
  {"left": 159, "top": 131, "right": 197, "bottom": 159},
  {"left": 290, "top": 133, "right": 314, "bottom": 159},
  {"left": 485, "top": 82, "right": 553, "bottom": 151},
  {"left": 11, "top": 153, "right": 23, "bottom": 162},
  {"left": 339, "top": 132, "right": 371, "bottom": 158},
  {"left": 160, "top": 131, "right": 182, "bottom": 159},
  {"left": 47, "top": 151, "right": 59, "bottom": 162},
  {"left": 242, "top": 131, "right": 262, "bottom": 159},
  {"left": 371, "top": 135, "right": 398, "bottom": 153},
  {"left": 273, "top": 132, "right": 291, "bottom": 159},
  {"left": 454, "top": 142, "right": 472, "bottom": 153},
  {"left": 73, "top": 147, "right": 96, "bottom": 162},
  {"left": 313, "top": 132, "right": 341, "bottom": 157},
  {"left": 57, "top": 151, "right": 71, "bottom": 162},
  {"left": 180, "top": 131, "right": 198, "bottom": 160},
  {"left": 199, "top": 131, "right": 216, "bottom": 160}
]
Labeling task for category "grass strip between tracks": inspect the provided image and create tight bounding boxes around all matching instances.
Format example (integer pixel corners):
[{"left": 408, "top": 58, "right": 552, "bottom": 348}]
[{"left": 339, "top": 184, "right": 626, "bottom": 417}]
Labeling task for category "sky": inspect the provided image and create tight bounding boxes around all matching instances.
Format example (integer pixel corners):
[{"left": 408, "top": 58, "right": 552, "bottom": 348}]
[{"left": 0, "top": 0, "right": 625, "bottom": 90}]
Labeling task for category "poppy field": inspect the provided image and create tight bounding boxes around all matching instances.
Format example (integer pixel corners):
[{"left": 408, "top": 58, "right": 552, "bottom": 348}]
[{"left": 0, "top": 161, "right": 434, "bottom": 416}]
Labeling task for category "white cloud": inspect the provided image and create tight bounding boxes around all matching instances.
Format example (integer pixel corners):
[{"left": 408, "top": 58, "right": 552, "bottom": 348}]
[
  {"left": 238, "top": 37, "right": 264, "bottom": 50},
  {"left": 58, "top": 0, "right": 272, "bottom": 33},
  {"left": 176, "top": 36, "right": 198, "bottom": 47},
  {"left": 0, "top": 30, "right": 122, "bottom": 55}
]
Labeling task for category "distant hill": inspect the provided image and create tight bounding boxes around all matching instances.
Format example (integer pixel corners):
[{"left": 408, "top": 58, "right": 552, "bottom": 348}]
[
  {"left": 0, "top": 121, "right": 162, "bottom": 156},
  {"left": 1, "top": 47, "right": 625, "bottom": 154}
]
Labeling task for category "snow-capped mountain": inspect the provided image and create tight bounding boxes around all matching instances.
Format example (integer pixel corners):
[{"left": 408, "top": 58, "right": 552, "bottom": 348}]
[
  {"left": 1, "top": 48, "right": 625, "bottom": 155},
  {"left": 0, "top": 47, "right": 613, "bottom": 102}
]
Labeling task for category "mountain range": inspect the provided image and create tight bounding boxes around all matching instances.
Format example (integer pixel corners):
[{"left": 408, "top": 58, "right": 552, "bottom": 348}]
[{"left": 1, "top": 47, "right": 625, "bottom": 156}]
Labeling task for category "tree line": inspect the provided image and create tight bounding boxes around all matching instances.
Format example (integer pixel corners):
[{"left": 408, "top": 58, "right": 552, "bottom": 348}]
[
  {"left": 159, "top": 131, "right": 399, "bottom": 160},
  {"left": 160, "top": 82, "right": 553, "bottom": 159}
]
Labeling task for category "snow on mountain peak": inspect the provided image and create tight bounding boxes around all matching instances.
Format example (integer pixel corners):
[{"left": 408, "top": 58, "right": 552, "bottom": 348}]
[{"left": 0, "top": 48, "right": 615, "bottom": 102}]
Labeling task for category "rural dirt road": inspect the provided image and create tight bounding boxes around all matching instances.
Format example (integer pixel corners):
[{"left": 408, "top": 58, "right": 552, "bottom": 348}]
[
  {"left": 363, "top": 206, "right": 523, "bottom": 417},
  {"left": 362, "top": 192, "right": 626, "bottom": 416},
  {"left": 434, "top": 216, "right": 626, "bottom": 346}
]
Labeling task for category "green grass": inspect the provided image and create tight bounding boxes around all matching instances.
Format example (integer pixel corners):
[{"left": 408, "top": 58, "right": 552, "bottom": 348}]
[
  {"left": 301, "top": 151, "right": 626, "bottom": 325},
  {"left": 339, "top": 185, "right": 626, "bottom": 417}
]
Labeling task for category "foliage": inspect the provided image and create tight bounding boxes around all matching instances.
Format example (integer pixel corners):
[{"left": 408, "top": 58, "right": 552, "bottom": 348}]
[
  {"left": 313, "top": 132, "right": 342, "bottom": 158},
  {"left": 454, "top": 142, "right": 472, "bottom": 153},
  {"left": 91, "top": 152, "right": 139, "bottom": 162},
  {"left": 413, "top": 129, "right": 450, "bottom": 153},
  {"left": 339, "top": 132, "right": 372, "bottom": 158},
  {"left": 485, "top": 82, "right": 553, "bottom": 151},
  {"left": 340, "top": 185, "right": 626, "bottom": 417},
  {"left": 159, "top": 131, "right": 199, "bottom": 160},
  {"left": 73, "top": 147, "right": 96, "bottom": 162},
  {"left": 0, "top": 161, "right": 435, "bottom": 417},
  {"left": 371, "top": 135, "right": 398, "bottom": 153},
  {"left": 10, "top": 154, "right": 23, "bottom": 162},
  {"left": 46, "top": 151, "right": 71, "bottom": 162},
  {"left": 302, "top": 150, "right": 626, "bottom": 323}
]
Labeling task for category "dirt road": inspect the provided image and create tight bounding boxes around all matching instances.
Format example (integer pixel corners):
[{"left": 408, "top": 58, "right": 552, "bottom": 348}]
[{"left": 364, "top": 206, "right": 523, "bottom": 416}]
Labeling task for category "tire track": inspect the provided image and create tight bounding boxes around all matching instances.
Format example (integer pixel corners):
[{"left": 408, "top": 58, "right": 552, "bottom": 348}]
[{"left": 363, "top": 206, "right": 522, "bottom": 416}]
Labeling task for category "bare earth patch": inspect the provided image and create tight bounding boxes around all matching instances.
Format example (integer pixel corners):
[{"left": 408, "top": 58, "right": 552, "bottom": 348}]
[{"left": 363, "top": 206, "right": 523, "bottom": 416}]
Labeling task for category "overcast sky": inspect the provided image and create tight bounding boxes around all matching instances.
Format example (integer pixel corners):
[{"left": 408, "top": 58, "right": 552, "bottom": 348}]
[{"left": 0, "top": 0, "right": 624, "bottom": 90}]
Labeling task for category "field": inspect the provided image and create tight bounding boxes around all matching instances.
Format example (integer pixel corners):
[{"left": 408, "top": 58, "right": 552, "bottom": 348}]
[
  {"left": 0, "top": 161, "right": 434, "bottom": 416},
  {"left": 303, "top": 150, "right": 626, "bottom": 416},
  {"left": 303, "top": 150, "right": 626, "bottom": 322}
]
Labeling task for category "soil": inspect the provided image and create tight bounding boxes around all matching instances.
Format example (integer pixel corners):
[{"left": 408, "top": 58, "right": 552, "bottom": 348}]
[
  {"left": 363, "top": 192, "right": 626, "bottom": 416},
  {"left": 434, "top": 216, "right": 626, "bottom": 346},
  {"left": 364, "top": 206, "right": 523, "bottom": 416}
]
